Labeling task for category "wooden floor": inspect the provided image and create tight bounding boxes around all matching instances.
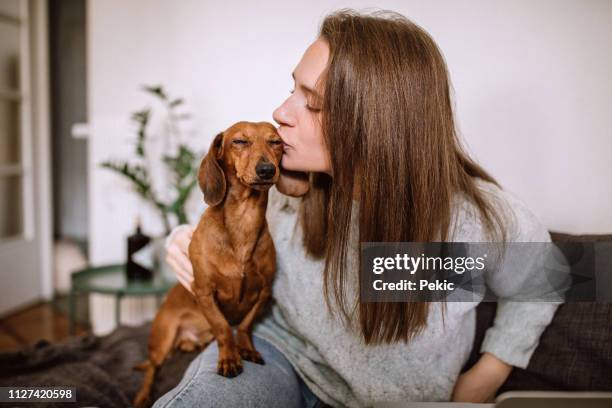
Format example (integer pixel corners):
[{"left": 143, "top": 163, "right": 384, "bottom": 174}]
[{"left": 0, "top": 299, "right": 90, "bottom": 353}]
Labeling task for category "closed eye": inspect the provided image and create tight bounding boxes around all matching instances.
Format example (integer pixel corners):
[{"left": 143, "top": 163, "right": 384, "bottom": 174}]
[
  {"left": 268, "top": 140, "right": 282, "bottom": 145},
  {"left": 290, "top": 87, "right": 321, "bottom": 112},
  {"left": 232, "top": 139, "right": 249, "bottom": 145},
  {"left": 306, "top": 105, "right": 321, "bottom": 112}
]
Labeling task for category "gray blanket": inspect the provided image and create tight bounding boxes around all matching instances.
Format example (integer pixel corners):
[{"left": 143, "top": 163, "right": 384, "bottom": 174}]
[{"left": 0, "top": 322, "right": 195, "bottom": 408}]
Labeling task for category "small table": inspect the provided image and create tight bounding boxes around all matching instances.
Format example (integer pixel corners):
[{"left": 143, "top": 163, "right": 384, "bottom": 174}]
[{"left": 69, "top": 264, "right": 176, "bottom": 335}]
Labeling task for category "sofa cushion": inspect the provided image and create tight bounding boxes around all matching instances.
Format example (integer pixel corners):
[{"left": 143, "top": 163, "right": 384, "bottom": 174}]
[{"left": 467, "top": 231, "right": 612, "bottom": 393}]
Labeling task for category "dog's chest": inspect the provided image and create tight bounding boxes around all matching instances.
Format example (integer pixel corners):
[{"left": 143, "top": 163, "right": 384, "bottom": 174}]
[{"left": 215, "top": 270, "right": 263, "bottom": 319}]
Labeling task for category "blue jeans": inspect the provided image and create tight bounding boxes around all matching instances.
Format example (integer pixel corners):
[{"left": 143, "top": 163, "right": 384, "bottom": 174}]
[{"left": 152, "top": 335, "right": 325, "bottom": 408}]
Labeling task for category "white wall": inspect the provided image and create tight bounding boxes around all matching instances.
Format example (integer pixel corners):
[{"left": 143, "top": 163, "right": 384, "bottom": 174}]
[{"left": 87, "top": 0, "right": 612, "bottom": 267}]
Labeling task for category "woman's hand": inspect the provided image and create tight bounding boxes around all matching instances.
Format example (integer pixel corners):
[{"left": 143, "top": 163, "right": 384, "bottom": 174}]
[
  {"left": 451, "top": 352, "right": 513, "bottom": 403},
  {"left": 165, "top": 225, "right": 196, "bottom": 294}
]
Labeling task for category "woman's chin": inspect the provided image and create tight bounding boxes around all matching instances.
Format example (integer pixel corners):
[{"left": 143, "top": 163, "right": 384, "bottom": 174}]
[{"left": 280, "top": 157, "right": 300, "bottom": 172}]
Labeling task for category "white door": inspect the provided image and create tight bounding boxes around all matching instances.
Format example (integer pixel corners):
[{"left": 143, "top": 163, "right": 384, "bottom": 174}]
[{"left": 0, "top": 0, "right": 52, "bottom": 315}]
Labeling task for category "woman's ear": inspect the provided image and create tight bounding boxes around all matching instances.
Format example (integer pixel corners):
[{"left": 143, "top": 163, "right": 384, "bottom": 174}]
[
  {"left": 276, "top": 168, "right": 310, "bottom": 197},
  {"left": 198, "top": 132, "right": 227, "bottom": 206}
]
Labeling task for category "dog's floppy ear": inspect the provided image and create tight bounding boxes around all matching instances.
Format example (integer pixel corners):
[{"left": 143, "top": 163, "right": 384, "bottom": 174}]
[
  {"left": 276, "top": 168, "right": 310, "bottom": 197},
  {"left": 198, "top": 132, "right": 227, "bottom": 206}
]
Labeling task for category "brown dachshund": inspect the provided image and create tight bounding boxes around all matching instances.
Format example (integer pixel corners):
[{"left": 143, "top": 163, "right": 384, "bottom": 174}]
[{"left": 133, "top": 121, "right": 284, "bottom": 408}]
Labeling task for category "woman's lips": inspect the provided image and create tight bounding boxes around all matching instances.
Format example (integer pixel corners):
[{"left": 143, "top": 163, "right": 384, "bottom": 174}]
[{"left": 277, "top": 128, "right": 292, "bottom": 150}]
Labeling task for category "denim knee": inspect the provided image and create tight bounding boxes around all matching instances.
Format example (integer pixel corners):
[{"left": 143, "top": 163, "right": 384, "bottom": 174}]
[{"left": 152, "top": 335, "right": 304, "bottom": 408}]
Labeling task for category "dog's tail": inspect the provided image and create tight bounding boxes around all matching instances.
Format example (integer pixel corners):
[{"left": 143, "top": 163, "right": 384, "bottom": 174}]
[
  {"left": 133, "top": 359, "right": 157, "bottom": 408},
  {"left": 133, "top": 360, "right": 151, "bottom": 371}
]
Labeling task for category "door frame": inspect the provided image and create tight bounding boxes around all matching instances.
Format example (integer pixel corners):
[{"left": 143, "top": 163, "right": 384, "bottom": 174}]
[
  {"left": 0, "top": 0, "right": 53, "bottom": 315},
  {"left": 31, "top": 0, "right": 53, "bottom": 301}
]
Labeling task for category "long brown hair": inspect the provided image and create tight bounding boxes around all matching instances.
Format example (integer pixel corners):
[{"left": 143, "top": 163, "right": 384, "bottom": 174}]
[{"left": 300, "top": 9, "right": 507, "bottom": 345}]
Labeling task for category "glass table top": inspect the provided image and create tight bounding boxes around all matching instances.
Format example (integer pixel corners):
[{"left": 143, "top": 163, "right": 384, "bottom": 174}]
[{"left": 71, "top": 264, "right": 177, "bottom": 295}]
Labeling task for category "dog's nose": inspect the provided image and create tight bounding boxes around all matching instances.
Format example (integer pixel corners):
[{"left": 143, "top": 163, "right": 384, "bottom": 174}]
[{"left": 255, "top": 162, "right": 276, "bottom": 180}]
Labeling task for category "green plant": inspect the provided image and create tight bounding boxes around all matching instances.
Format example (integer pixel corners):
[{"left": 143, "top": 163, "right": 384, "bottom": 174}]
[{"left": 100, "top": 85, "right": 201, "bottom": 235}]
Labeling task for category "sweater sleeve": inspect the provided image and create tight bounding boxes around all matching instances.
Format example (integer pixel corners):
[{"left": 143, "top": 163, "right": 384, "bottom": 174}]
[
  {"left": 478, "top": 189, "right": 564, "bottom": 369},
  {"left": 480, "top": 301, "right": 558, "bottom": 368}
]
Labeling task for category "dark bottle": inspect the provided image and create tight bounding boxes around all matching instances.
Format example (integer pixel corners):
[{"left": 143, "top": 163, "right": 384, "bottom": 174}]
[{"left": 126, "top": 219, "right": 153, "bottom": 281}]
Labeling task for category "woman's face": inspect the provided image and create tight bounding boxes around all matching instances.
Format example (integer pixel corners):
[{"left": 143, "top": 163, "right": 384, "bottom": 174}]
[{"left": 273, "top": 38, "right": 332, "bottom": 175}]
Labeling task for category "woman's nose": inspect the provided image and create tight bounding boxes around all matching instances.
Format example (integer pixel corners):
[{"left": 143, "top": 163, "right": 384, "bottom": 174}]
[{"left": 273, "top": 98, "right": 294, "bottom": 127}]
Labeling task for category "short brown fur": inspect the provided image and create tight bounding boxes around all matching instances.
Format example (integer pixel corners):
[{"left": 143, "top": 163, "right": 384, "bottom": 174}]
[{"left": 133, "top": 121, "right": 284, "bottom": 408}]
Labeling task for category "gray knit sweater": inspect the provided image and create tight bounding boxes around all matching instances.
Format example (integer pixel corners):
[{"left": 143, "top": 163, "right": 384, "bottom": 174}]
[{"left": 250, "top": 179, "right": 559, "bottom": 407}]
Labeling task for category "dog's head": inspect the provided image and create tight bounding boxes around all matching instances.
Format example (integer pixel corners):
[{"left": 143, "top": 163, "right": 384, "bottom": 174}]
[{"left": 198, "top": 121, "right": 284, "bottom": 206}]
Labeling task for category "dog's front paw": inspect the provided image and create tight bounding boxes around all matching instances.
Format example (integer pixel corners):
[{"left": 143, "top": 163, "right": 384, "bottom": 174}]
[
  {"left": 239, "top": 347, "right": 265, "bottom": 365},
  {"left": 217, "top": 353, "right": 243, "bottom": 378}
]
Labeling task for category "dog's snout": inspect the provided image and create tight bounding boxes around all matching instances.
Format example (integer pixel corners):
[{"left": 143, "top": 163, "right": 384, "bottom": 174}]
[{"left": 255, "top": 161, "right": 276, "bottom": 180}]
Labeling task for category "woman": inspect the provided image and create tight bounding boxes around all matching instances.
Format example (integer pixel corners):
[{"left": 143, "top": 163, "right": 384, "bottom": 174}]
[{"left": 153, "top": 9, "right": 558, "bottom": 408}]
